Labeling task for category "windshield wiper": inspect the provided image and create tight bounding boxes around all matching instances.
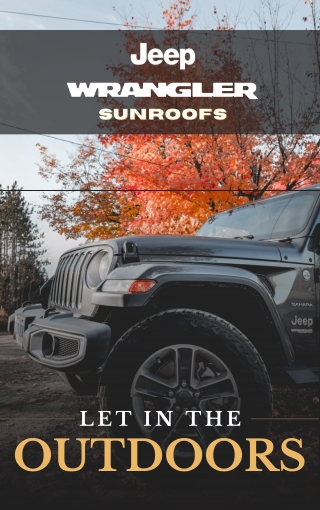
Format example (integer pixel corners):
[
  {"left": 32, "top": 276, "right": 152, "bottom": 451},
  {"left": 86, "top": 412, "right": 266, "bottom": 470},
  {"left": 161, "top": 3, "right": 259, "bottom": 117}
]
[
  {"left": 260, "top": 237, "right": 292, "bottom": 243},
  {"left": 234, "top": 235, "right": 255, "bottom": 240},
  {"left": 276, "top": 237, "right": 292, "bottom": 243}
]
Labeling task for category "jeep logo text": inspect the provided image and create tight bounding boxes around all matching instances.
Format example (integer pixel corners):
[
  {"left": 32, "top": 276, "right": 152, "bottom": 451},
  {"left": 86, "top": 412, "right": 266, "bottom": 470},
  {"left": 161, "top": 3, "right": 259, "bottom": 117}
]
[{"left": 291, "top": 316, "right": 313, "bottom": 327}]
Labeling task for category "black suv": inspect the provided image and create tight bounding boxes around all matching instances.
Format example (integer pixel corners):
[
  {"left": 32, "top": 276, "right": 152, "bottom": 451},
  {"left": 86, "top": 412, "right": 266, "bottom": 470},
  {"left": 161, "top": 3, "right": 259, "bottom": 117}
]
[{"left": 9, "top": 186, "right": 320, "bottom": 445}]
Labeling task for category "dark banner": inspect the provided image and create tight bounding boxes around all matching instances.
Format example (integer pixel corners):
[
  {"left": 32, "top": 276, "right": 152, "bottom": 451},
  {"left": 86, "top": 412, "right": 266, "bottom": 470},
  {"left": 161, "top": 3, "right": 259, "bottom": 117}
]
[{"left": 0, "top": 30, "right": 319, "bottom": 134}]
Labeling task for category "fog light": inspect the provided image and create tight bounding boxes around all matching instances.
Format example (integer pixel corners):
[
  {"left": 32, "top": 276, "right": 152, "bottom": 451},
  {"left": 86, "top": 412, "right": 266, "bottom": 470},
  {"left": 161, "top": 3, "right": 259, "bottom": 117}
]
[{"left": 128, "top": 280, "right": 156, "bottom": 293}]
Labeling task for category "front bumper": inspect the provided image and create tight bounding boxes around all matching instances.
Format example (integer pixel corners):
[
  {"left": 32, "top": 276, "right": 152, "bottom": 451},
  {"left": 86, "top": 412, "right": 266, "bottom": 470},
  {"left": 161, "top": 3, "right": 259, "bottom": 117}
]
[
  {"left": 10, "top": 305, "right": 110, "bottom": 373},
  {"left": 9, "top": 304, "right": 45, "bottom": 345}
]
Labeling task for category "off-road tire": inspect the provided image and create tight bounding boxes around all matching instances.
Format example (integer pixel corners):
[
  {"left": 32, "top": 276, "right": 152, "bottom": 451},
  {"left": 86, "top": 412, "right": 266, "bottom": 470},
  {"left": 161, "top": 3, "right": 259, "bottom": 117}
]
[{"left": 99, "top": 309, "right": 272, "bottom": 471}]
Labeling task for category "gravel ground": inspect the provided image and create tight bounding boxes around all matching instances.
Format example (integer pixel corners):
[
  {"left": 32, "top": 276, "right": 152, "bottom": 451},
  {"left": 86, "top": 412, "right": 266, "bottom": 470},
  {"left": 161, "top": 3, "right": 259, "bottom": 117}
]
[{"left": 0, "top": 333, "right": 319, "bottom": 509}]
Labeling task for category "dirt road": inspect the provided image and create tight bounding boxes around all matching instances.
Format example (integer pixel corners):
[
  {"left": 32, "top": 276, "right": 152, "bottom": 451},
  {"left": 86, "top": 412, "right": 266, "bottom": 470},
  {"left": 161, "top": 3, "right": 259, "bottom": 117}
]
[{"left": 0, "top": 333, "right": 319, "bottom": 509}]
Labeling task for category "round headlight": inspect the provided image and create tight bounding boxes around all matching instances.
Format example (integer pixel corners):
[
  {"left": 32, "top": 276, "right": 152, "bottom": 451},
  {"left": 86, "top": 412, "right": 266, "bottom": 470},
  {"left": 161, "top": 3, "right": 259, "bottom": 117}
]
[
  {"left": 86, "top": 249, "right": 112, "bottom": 289},
  {"left": 99, "top": 252, "right": 111, "bottom": 281}
]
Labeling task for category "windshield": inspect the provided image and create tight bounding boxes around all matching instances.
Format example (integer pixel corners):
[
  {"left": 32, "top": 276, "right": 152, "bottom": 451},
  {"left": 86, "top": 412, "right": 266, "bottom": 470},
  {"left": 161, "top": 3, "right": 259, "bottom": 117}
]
[{"left": 196, "top": 191, "right": 318, "bottom": 240}]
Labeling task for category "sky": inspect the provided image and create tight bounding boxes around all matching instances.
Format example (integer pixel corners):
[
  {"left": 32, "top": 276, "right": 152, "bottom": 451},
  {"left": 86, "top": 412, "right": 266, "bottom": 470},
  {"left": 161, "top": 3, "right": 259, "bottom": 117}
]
[{"left": 0, "top": 0, "right": 314, "bottom": 275}]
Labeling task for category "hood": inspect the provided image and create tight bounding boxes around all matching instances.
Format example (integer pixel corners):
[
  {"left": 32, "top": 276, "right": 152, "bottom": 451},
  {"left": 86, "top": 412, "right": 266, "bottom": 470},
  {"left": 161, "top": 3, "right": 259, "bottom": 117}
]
[{"left": 112, "top": 235, "right": 282, "bottom": 262}]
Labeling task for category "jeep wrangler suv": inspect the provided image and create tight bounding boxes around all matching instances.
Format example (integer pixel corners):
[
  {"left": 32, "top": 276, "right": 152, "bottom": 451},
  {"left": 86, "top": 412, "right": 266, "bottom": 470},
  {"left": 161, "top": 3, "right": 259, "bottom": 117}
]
[{"left": 8, "top": 186, "right": 320, "bottom": 447}]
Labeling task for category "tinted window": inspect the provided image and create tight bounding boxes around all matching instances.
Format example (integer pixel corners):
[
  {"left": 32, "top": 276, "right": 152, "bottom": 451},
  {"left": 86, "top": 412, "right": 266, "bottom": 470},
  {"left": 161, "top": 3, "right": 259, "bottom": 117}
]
[
  {"left": 196, "top": 192, "right": 318, "bottom": 240},
  {"left": 271, "top": 192, "right": 318, "bottom": 238}
]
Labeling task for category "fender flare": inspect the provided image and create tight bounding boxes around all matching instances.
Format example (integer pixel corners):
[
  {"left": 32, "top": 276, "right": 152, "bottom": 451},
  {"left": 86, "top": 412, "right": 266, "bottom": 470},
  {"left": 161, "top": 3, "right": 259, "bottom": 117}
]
[{"left": 92, "top": 262, "right": 295, "bottom": 365}]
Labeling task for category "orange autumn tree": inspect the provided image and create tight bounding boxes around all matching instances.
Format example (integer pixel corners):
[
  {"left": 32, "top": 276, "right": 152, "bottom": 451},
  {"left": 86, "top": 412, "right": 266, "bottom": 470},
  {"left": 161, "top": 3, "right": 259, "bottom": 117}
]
[
  {"left": 97, "top": 133, "right": 320, "bottom": 235},
  {"left": 38, "top": 0, "right": 320, "bottom": 240},
  {"left": 98, "top": 1, "right": 320, "bottom": 234}
]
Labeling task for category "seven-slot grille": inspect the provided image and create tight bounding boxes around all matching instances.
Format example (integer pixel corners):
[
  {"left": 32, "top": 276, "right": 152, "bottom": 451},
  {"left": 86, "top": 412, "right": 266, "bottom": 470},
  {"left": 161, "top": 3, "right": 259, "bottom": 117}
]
[{"left": 50, "top": 250, "right": 92, "bottom": 309}]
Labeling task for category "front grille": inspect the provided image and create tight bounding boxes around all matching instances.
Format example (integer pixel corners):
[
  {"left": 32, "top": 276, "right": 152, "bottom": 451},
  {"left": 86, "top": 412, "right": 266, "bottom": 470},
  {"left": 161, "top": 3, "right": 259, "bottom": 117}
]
[
  {"left": 50, "top": 250, "right": 92, "bottom": 309},
  {"left": 55, "top": 336, "right": 79, "bottom": 357}
]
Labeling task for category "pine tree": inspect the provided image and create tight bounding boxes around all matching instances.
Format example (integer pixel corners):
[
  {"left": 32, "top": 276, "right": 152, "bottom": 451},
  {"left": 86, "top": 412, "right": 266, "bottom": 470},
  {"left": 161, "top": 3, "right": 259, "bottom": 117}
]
[{"left": 0, "top": 182, "right": 49, "bottom": 316}]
